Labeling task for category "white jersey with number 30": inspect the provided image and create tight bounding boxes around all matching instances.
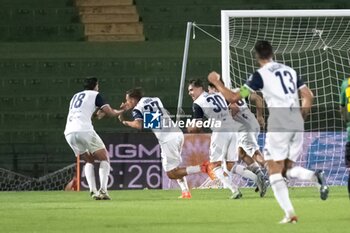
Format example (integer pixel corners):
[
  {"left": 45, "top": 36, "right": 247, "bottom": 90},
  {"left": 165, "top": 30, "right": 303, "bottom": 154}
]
[{"left": 193, "top": 92, "right": 236, "bottom": 131}]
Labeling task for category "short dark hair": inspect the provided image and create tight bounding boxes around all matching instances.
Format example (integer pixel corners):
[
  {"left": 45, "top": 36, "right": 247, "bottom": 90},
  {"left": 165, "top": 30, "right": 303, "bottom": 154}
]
[
  {"left": 189, "top": 79, "right": 204, "bottom": 88},
  {"left": 83, "top": 77, "right": 98, "bottom": 90},
  {"left": 208, "top": 78, "right": 224, "bottom": 89},
  {"left": 126, "top": 87, "right": 143, "bottom": 101},
  {"left": 254, "top": 40, "right": 273, "bottom": 60}
]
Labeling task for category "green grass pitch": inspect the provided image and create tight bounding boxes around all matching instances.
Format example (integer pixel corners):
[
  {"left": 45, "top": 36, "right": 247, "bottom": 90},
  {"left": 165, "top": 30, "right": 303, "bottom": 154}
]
[{"left": 0, "top": 186, "right": 348, "bottom": 233}]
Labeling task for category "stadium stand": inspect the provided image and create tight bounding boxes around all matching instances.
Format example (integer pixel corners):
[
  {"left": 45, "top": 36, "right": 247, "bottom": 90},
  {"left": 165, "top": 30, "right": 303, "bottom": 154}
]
[
  {"left": 76, "top": 0, "right": 145, "bottom": 41},
  {"left": 0, "top": 0, "right": 83, "bottom": 42},
  {"left": 0, "top": 0, "right": 349, "bottom": 178}
]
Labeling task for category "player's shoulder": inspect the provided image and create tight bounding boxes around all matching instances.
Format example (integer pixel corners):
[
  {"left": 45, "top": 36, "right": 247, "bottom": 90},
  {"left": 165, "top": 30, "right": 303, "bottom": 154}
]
[
  {"left": 137, "top": 97, "right": 163, "bottom": 107},
  {"left": 194, "top": 92, "right": 208, "bottom": 105},
  {"left": 136, "top": 97, "right": 149, "bottom": 107},
  {"left": 142, "top": 96, "right": 163, "bottom": 104},
  {"left": 81, "top": 90, "right": 99, "bottom": 96}
]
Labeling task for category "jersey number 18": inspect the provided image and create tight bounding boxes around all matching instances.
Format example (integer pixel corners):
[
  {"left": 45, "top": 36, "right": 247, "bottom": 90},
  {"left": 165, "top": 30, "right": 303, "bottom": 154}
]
[{"left": 70, "top": 93, "right": 86, "bottom": 109}]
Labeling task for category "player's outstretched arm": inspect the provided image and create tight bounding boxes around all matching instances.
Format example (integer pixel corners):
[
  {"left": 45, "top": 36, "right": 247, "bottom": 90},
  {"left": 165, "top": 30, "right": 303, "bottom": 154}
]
[
  {"left": 96, "top": 109, "right": 106, "bottom": 119},
  {"left": 299, "top": 86, "right": 314, "bottom": 120},
  {"left": 101, "top": 104, "right": 124, "bottom": 118},
  {"left": 249, "top": 93, "right": 265, "bottom": 128},
  {"left": 207, "top": 71, "right": 245, "bottom": 104},
  {"left": 122, "top": 120, "right": 142, "bottom": 129}
]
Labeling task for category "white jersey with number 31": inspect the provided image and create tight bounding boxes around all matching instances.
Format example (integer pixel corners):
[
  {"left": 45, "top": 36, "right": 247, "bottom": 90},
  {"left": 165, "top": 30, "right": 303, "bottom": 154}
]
[{"left": 231, "top": 88, "right": 259, "bottom": 131}]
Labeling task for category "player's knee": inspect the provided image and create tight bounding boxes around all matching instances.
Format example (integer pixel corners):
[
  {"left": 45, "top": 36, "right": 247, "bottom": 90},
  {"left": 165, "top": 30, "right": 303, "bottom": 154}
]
[
  {"left": 166, "top": 169, "right": 180, "bottom": 179},
  {"left": 226, "top": 162, "right": 234, "bottom": 171},
  {"left": 166, "top": 172, "right": 177, "bottom": 180},
  {"left": 93, "top": 148, "right": 109, "bottom": 161},
  {"left": 253, "top": 150, "right": 264, "bottom": 161},
  {"left": 238, "top": 147, "right": 246, "bottom": 159},
  {"left": 81, "top": 153, "right": 94, "bottom": 163},
  {"left": 267, "top": 160, "right": 284, "bottom": 175}
]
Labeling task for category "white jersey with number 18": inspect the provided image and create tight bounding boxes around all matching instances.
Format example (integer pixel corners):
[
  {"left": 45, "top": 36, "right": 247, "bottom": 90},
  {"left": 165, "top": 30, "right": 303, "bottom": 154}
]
[{"left": 64, "top": 90, "right": 106, "bottom": 135}]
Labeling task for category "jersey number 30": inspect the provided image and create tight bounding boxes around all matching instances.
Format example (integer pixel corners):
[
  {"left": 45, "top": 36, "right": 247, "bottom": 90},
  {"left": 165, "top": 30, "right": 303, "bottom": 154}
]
[
  {"left": 206, "top": 95, "right": 227, "bottom": 113},
  {"left": 70, "top": 93, "right": 86, "bottom": 109}
]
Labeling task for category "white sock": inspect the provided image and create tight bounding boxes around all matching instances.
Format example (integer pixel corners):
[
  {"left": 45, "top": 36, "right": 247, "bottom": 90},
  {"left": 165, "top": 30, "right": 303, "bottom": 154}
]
[
  {"left": 84, "top": 163, "right": 97, "bottom": 193},
  {"left": 99, "top": 160, "right": 110, "bottom": 191},
  {"left": 177, "top": 177, "right": 189, "bottom": 192},
  {"left": 186, "top": 165, "right": 201, "bottom": 175},
  {"left": 214, "top": 167, "right": 238, "bottom": 193},
  {"left": 286, "top": 166, "right": 316, "bottom": 182},
  {"left": 232, "top": 164, "right": 257, "bottom": 182},
  {"left": 270, "top": 173, "right": 295, "bottom": 217},
  {"left": 223, "top": 166, "right": 232, "bottom": 188}
]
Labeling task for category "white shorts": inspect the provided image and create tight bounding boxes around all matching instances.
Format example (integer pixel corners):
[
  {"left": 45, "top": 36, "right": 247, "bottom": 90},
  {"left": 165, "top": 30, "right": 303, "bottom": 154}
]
[
  {"left": 160, "top": 133, "right": 184, "bottom": 172},
  {"left": 65, "top": 131, "right": 106, "bottom": 156},
  {"left": 263, "top": 132, "right": 303, "bottom": 162},
  {"left": 237, "top": 131, "right": 260, "bottom": 157},
  {"left": 210, "top": 132, "right": 238, "bottom": 163}
]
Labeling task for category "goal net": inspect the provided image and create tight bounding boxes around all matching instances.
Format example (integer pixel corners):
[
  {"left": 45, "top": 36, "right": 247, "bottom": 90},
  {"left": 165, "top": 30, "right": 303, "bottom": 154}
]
[
  {"left": 221, "top": 10, "right": 350, "bottom": 186},
  {"left": 0, "top": 164, "right": 76, "bottom": 191}
]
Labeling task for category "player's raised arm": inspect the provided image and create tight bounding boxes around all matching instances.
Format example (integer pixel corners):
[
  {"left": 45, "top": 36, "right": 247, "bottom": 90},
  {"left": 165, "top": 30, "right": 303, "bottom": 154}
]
[
  {"left": 207, "top": 71, "right": 247, "bottom": 104},
  {"left": 94, "top": 93, "right": 124, "bottom": 118},
  {"left": 100, "top": 104, "right": 124, "bottom": 117},
  {"left": 249, "top": 92, "right": 265, "bottom": 128},
  {"left": 299, "top": 85, "right": 314, "bottom": 120}
]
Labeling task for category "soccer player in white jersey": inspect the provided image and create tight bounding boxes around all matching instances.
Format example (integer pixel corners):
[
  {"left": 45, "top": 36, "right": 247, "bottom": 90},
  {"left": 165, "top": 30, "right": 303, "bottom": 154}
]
[
  {"left": 208, "top": 40, "right": 329, "bottom": 223},
  {"left": 64, "top": 77, "right": 123, "bottom": 200},
  {"left": 208, "top": 82, "right": 268, "bottom": 193},
  {"left": 228, "top": 88, "right": 266, "bottom": 168},
  {"left": 188, "top": 79, "right": 267, "bottom": 198},
  {"left": 120, "top": 87, "right": 212, "bottom": 199}
]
